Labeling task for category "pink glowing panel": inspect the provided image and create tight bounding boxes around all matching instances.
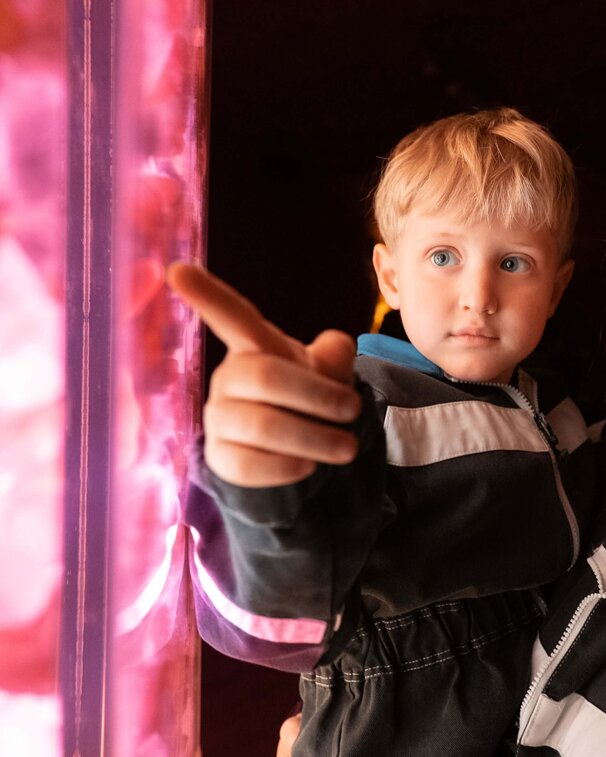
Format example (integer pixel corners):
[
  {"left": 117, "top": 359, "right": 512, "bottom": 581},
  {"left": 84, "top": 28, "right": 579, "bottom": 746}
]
[
  {"left": 110, "top": 0, "right": 208, "bottom": 754},
  {"left": 1, "top": 0, "right": 208, "bottom": 753},
  {"left": 0, "top": 2, "right": 67, "bottom": 754}
]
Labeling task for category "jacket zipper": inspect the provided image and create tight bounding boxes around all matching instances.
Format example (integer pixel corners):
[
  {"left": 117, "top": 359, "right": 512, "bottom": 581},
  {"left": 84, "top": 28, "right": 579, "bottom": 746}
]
[
  {"left": 518, "top": 554, "right": 606, "bottom": 747},
  {"left": 518, "top": 371, "right": 579, "bottom": 567},
  {"left": 447, "top": 371, "right": 580, "bottom": 566},
  {"left": 517, "top": 590, "right": 602, "bottom": 745},
  {"left": 446, "top": 371, "right": 553, "bottom": 440}
]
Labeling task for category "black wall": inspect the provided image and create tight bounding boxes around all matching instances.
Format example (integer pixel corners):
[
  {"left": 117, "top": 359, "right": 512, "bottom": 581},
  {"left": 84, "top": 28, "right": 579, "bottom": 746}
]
[{"left": 203, "top": 3, "right": 606, "bottom": 754}]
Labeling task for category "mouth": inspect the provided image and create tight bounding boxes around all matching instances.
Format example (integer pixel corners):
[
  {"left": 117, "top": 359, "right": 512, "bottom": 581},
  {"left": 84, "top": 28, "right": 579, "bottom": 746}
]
[{"left": 450, "top": 329, "right": 498, "bottom": 345}]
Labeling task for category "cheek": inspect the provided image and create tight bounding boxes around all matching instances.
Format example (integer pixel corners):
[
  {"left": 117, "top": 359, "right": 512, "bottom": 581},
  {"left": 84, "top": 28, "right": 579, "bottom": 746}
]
[
  {"left": 506, "top": 295, "right": 551, "bottom": 350},
  {"left": 530, "top": 292, "right": 556, "bottom": 327},
  {"left": 399, "top": 289, "right": 445, "bottom": 344},
  {"left": 508, "top": 285, "right": 553, "bottom": 323},
  {"left": 398, "top": 273, "right": 444, "bottom": 312}
]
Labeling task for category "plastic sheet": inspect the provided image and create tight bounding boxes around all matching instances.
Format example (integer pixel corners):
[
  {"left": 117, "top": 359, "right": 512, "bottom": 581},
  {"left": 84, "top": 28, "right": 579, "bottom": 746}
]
[
  {"left": 0, "top": 0, "right": 209, "bottom": 753},
  {"left": 0, "top": 2, "right": 67, "bottom": 753},
  {"left": 109, "top": 2, "right": 208, "bottom": 752}
]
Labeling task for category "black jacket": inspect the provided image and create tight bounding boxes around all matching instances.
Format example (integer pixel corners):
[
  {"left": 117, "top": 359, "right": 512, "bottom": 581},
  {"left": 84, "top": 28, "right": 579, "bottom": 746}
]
[{"left": 185, "top": 334, "right": 605, "bottom": 756}]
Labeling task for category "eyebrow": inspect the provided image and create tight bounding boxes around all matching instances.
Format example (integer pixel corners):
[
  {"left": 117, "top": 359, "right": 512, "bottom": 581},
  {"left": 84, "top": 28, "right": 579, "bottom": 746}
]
[
  {"left": 418, "top": 232, "right": 464, "bottom": 242},
  {"left": 418, "top": 233, "right": 544, "bottom": 252},
  {"left": 504, "top": 242, "right": 543, "bottom": 251}
]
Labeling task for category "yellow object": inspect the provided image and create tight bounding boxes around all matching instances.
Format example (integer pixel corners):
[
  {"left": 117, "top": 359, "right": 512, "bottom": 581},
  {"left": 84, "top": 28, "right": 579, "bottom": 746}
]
[{"left": 370, "top": 295, "right": 393, "bottom": 334}]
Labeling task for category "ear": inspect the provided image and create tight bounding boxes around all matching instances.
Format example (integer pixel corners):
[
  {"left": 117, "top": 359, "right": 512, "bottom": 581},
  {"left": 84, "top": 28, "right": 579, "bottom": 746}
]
[
  {"left": 372, "top": 243, "right": 400, "bottom": 310},
  {"left": 548, "top": 259, "right": 575, "bottom": 316}
]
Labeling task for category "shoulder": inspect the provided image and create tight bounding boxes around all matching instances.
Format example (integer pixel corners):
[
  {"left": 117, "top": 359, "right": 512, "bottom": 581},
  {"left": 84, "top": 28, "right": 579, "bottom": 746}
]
[{"left": 355, "top": 354, "right": 462, "bottom": 410}]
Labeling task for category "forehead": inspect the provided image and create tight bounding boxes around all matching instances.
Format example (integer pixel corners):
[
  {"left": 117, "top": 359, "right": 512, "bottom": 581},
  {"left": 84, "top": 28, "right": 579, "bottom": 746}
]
[{"left": 397, "top": 208, "right": 557, "bottom": 254}]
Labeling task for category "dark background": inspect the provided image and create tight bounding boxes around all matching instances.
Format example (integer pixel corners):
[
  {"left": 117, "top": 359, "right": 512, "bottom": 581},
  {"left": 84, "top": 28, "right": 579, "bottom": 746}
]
[{"left": 203, "top": 2, "right": 606, "bottom": 754}]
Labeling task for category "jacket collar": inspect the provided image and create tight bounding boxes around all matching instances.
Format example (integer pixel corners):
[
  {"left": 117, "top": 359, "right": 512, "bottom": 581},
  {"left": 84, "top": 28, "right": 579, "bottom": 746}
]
[{"left": 357, "top": 333, "right": 444, "bottom": 378}]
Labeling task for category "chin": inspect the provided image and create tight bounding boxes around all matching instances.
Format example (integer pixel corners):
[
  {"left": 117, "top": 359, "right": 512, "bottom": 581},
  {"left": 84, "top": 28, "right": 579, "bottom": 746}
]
[{"left": 443, "top": 362, "right": 512, "bottom": 384}]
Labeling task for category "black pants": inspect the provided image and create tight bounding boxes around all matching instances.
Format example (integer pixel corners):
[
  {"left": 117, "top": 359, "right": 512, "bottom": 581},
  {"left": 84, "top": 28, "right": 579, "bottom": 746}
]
[{"left": 295, "top": 591, "right": 542, "bottom": 756}]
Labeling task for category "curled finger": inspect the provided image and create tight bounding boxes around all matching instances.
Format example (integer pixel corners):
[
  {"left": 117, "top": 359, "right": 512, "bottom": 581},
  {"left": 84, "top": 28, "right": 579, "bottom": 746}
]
[
  {"left": 209, "top": 353, "right": 361, "bottom": 424},
  {"left": 204, "top": 400, "right": 358, "bottom": 466},
  {"left": 205, "top": 438, "right": 317, "bottom": 487}
]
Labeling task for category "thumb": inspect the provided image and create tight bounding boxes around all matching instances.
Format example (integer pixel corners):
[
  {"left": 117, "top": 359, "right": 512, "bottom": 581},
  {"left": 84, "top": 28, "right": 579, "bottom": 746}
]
[{"left": 306, "top": 329, "right": 357, "bottom": 385}]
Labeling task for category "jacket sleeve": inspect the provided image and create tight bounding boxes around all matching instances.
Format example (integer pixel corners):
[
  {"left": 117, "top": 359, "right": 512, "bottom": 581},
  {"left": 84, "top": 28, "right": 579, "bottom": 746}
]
[{"left": 183, "top": 382, "right": 388, "bottom": 673}]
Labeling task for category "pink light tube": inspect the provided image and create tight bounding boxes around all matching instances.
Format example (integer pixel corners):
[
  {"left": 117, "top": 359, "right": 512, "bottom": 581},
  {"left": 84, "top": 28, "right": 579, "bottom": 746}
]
[
  {"left": 109, "top": 0, "right": 209, "bottom": 751},
  {"left": 0, "top": 0, "right": 209, "bottom": 754},
  {"left": 0, "top": 2, "right": 67, "bottom": 754}
]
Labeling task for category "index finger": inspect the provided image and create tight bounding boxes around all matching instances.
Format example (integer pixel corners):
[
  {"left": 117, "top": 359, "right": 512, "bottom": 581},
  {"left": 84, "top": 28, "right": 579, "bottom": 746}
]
[{"left": 167, "top": 262, "right": 305, "bottom": 361}]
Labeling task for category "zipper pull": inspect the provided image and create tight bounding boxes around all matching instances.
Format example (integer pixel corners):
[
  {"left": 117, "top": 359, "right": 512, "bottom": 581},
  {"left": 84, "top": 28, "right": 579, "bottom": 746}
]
[
  {"left": 534, "top": 412, "right": 559, "bottom": 447},
  {"left": 534, "top": 412, "right": 568, "bottom": 462}
]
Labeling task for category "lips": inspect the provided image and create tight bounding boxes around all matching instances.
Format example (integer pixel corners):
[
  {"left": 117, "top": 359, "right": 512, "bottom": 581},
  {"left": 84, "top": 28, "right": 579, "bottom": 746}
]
[
  {"left": 451, "top": 328, "right": 497, "bottom": 338},
  {"left": 449, "top": 327, "right": 498, "bottom": 345}
]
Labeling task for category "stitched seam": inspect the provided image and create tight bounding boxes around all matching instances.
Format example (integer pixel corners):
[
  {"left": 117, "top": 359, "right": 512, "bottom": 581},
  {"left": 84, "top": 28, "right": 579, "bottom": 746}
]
[
  {"left": 313, "top": 618, "right": 520, "bottom": 680},
  {"left": 404, "top": 444, "right": 548, "bottom": 467},
  {"left": 352, "top": 602, "right": 462, "bottom": 640},
  {"left": 375, "top": 602, "right": 461, "bottom": 628},
  {"left": 303, "top": 612, "right": 539, "bottom": 688},
  {"left": 389, "top": 399, "right": 518, "bottom": 414}
]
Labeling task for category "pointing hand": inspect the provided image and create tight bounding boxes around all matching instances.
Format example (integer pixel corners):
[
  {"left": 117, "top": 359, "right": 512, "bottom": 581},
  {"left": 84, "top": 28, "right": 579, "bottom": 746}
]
[{"left": 167, "top": 263, "right": 361, "bottom": 486}]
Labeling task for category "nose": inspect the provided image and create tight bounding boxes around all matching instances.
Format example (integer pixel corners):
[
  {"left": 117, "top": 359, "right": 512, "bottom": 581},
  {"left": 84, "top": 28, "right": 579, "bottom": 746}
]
[{"left": 458, "top": 265, "right": 497, "bottom": 315}]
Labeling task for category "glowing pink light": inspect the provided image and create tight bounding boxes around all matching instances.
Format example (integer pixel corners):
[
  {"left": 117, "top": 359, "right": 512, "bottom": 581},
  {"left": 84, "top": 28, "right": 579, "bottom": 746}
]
[
  {"left": 1, "top": 0, "right": 208, "bottom": 751},
  {"left": 0, "top": 15, "right": 66, "bottom": 751}
]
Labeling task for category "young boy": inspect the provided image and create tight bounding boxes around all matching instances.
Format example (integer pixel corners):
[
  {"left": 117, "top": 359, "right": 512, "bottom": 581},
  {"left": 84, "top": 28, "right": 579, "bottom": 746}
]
[{"left": 169, "top": 108, "right": 606, "bottom": 755}]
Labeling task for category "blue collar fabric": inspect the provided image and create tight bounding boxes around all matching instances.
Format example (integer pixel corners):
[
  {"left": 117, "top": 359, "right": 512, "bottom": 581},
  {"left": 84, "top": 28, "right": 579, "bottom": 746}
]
[{"left": 357, "top": 333, "right": 445, "bottom": 378}]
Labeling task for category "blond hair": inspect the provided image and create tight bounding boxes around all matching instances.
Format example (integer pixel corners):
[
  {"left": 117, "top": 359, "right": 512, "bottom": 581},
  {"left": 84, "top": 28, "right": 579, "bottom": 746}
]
[{"left": 374, "top": 108, "right": 578, "bottom": 256}]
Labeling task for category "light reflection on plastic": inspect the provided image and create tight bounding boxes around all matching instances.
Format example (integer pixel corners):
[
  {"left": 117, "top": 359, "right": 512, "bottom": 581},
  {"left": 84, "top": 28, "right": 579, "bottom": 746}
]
[
  {"left": 0, "top": 2, "right": 66, "bottom": 754},
  {"left": 110, "top": 0, "right": 205, "bottom": 753},
  {"left": 0, "top": 0, "right": 206, "bottom": 752}
]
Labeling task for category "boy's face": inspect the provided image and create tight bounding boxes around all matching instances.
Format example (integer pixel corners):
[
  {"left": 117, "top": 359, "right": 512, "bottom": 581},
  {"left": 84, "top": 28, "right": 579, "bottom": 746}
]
[{"left": 373, "top": 209, "right": 575, "bottom": 384}]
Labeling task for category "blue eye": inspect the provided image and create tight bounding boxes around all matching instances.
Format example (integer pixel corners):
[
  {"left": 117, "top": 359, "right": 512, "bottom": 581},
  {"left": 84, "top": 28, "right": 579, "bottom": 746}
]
[
  {"left": 500, "top": 256, "right": 530, "bottom": 273},
  {"left": 431, "top": 249, "right": 457, "bottom": 267}
]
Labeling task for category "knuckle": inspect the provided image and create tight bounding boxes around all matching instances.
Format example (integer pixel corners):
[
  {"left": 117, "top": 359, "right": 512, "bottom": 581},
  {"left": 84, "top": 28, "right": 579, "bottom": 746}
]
[
  {"left": 208, "top": 362, "right": 227, "bottom": 398},
  {"left": 247, "top": 354, "right": 276, "bottom": 391},
  {"left": 249, "top": 407, "right": 274, "bottom": 440},
  {"left": 318, "top": 383, "right": 344, "bottom": 413},
  {"left": 210, "top": 352, "right": 250, "bottom": 396}
]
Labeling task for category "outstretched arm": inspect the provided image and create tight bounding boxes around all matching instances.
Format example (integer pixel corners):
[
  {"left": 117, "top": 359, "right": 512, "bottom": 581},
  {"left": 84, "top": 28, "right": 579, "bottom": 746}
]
[{"left": 168, "top": 264, "right": 386, "bottom": 672}]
